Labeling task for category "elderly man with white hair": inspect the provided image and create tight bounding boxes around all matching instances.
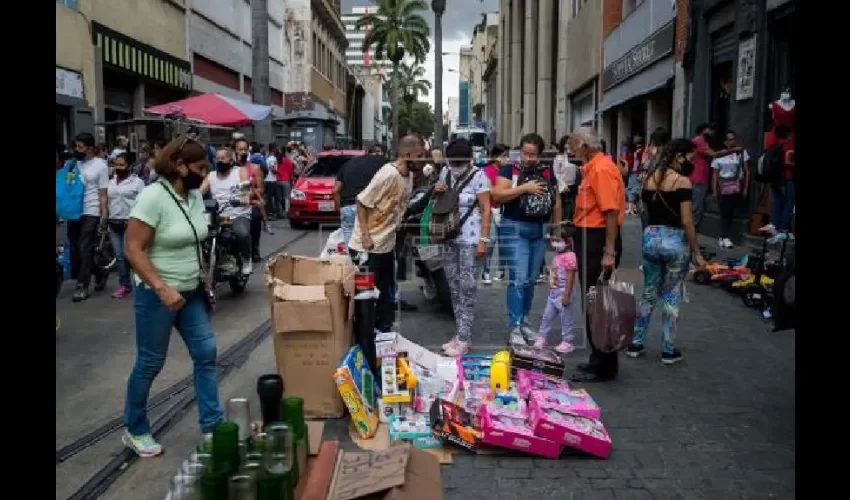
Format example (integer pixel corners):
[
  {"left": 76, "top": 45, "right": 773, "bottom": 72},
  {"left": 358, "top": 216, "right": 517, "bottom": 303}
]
[{"left": 567, "top": 126, "right": 625, "bottom": 383}]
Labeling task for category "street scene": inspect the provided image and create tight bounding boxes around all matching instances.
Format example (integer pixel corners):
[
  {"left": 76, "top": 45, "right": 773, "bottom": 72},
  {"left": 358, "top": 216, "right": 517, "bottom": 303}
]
[{"left": 56, "top": 0, "right": 795, "bottom": 499}]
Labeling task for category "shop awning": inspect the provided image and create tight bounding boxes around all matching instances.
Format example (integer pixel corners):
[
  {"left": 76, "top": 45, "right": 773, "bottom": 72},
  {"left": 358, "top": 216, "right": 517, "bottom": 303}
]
[
  {"left": 598, "top": 57, "right": 675, "bottom": 114},
  {"left": 145, "top": 93, "right": 273, "bottom": 126}
]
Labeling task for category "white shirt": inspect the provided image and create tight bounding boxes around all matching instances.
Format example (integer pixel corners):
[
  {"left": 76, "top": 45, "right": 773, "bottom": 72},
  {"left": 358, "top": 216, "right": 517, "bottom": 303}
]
[
  {"left": 209, "top": 167, "right": 252, "bottom": 220},
  {"left": 107, "top": 174, "right": 146, "bottom": 220},
  {"left": 80, "top": 157, "right": 109, "bottom": 217},
  {"left": 265, "top": 155, "right": 278, "bottom": 182},
  {"left": 552, "top": 154, "right": 578, "bottom": 193},
  {"left": 711, "top": 151, "right": 750, "bottom": 180}
]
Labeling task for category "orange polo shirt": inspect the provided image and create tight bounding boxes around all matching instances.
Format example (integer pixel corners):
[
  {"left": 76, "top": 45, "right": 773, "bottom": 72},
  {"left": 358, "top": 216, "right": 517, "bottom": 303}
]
[{"left": 573, "top": 152, "right": 626, "bottom": 228}]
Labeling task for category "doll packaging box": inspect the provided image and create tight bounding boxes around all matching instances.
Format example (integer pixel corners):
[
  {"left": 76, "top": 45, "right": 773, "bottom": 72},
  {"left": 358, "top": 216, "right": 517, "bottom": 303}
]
[
  {"left": 528, "top": 399, "right": 612, "bottom": 459},
  {"left": 333, "top": 345, "right": 379, "bottom": 439},
  {"left": 529, "top": 387, "right": 601, "bottom": 421},
  {"left": 516, "top": 369, "right": 571, "bottom": 400},
  {"left": 509, "top": 344, "right": 566, "bottom": 378},
  {"left": 478, "top": 403, "right": 562, "bottom": 459}
]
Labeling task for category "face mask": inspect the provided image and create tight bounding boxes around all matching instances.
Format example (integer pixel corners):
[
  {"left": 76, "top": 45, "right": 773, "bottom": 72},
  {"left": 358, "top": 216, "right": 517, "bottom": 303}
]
[
  {"left": 406, "top": 159, "right": 422, "bottom": 171},
  {"left": 216, "top": 161, "right": 232, "bottom": 172},
  {"left": 115, "top": 169, "right": 129, "bottom": 179},
  {"left": 183, "top": 168, "right": 205, "bottom": 191},
  {"left": 237, "top": 153, "right": 248, "bottom": 164},
  {"left": 451, "top": 165, "right": 470, "bottom": 178},
  {"left": 552, "top": 241, "right": 567, "bottom": 253},
  {"left": 72, "top": 151, "right": 87, "bottom": 161},
  {"left": 780, "top": 92, "right": 791, "bottom": 101},
  {"left": 679, "top": 160, "right": 695, "bottom": 178}
]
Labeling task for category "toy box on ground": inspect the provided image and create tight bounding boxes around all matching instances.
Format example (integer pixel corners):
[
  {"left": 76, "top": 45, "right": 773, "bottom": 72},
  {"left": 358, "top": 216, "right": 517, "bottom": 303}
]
[
  {"left": 509, "top": 345, "right": 566, "bottom": 378},
  {"left": 478, "top": 403, "right": 562, "bottom": 459},
  {"left": 334, "top": 345, "right": 380, "bottom": 439},
  {"left": 379, "top": 400, "right": 407, "bottom": 423},
  {"left": 267, "top": 254, "right": 357, "bottom": 417},
  {"left": 516, "top": 369, "right": 571, "bottom": 399},
  {"left": 530, "top": 387, "right": 601, "bottom": 421},
  {"left": 381, "top": 354, "right": 417, "bottom": 404},
  {"left": 412, "top": 364, "right": 459, "bottom": 414},
  {"left": 528, "top": 400, "right": 612, "bottom": 459},
  {"left": 482, "top": 384, "right": 526, "bottom": 419},
  {"left": 389, "top": 414, "right": 442, "bottom": 449},
  {"left": 429, "top": 398, "right": 481, "bottom": 453},
  {"left": 459, "top": 354, "right": 492, "bottom": 381},
  {"left": 462, "top": 379, "right": 491, "bottom": 417}
]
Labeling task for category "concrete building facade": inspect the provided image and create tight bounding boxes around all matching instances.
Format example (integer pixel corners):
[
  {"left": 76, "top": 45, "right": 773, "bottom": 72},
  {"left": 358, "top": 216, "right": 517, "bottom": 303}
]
[
  {"left": 56, "top": 0, "right": 97, "bottom": 143},
  {"left": 341, "top": 6, "right": 394, "bottom": 76}
]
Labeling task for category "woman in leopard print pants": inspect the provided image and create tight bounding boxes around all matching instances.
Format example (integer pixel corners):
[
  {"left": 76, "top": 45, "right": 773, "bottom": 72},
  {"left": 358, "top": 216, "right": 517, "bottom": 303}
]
[{"left": 438, "top": 140, "right": 493, "bottom": 356}]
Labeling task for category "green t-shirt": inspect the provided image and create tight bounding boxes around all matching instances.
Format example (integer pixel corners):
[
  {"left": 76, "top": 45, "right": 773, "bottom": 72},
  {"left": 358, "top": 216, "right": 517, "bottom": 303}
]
[{"left": 130, "top": 182, "right": 209, "bottom": 292}]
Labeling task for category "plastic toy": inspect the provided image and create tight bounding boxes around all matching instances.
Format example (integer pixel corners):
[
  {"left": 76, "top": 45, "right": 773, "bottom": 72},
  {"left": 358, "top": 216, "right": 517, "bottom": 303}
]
[
  {"left": 489, "top": 356, "right": 510, "bottom": 394},
  {"left": 738, "top": 227, "right": 790, "bottom": 312},
  {"left": 528, "top": 403, "right": 611, "bottom": 459},
  {"left": 691, "top": 255, "right": 749, "bottom": 285},
  {"left": 460, "top": 354, "right": 492, "bottom": 381},
  {"left": 516, "top": 369, "right": 571, "bottom": 399},
  {"left": 334, "top": 346, "right": 379, "bottom": 439},
  {"left": 430, "top": 398, "right": 481, "bottom": 452},
  {"left": 381, "top": 353, "right": 418, "bottom": 404},
  {"left": 530, "top": 388, "right": 600, "bottom": 421},
  {"left": 479, "top": 403, "right": 562, "bottom": 459}
]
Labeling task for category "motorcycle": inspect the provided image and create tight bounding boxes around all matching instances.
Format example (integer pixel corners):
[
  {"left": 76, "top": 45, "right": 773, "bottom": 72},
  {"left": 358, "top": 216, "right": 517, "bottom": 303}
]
[
  {"left": 202, "top": 184, "right": 253, "bottom": 298},
  {"left": 401, "top": 183, "right": 453, "bottom": 315}
]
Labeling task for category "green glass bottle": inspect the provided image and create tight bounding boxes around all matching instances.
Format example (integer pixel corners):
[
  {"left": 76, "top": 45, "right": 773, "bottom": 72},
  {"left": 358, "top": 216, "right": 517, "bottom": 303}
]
[
  {"left": 212, "top": 421, "right": 241, "bottom": 476},
  {"left": 200, "top": 471, "right": 229, "bottom": 500},
  {"left": 280, "top": 397, "right": 308, "bottom": 489}
]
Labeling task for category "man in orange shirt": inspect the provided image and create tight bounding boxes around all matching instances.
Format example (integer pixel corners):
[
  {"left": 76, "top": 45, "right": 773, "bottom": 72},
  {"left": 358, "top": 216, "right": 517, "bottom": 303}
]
[{"left": 567, "top": 127, "right": 625, "bottom": 383}]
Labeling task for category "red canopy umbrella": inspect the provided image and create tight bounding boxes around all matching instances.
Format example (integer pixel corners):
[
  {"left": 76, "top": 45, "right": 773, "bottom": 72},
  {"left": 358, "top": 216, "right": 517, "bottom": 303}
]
[{"left": 145, "top": 93, "right": 274, "bottom": 126}]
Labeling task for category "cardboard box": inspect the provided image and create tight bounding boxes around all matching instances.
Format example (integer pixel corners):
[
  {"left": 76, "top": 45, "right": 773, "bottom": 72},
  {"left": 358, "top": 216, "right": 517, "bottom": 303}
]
[
  {"left": 529, "top": 388, "right": 601, "bottom": 421},
  {"left": 267, "top": 254, "right": 357, "bottom": 417},
  {"left": 334, "top": 345, "right": 380, "bottom": 439},
  {"left": 478, "top": 404, "right": 562, "bottom": 459},
  {"left": 528, "top": 399, "right": 612, "bottom": 459},
  {"left": 516, "top": 369, "right": 571, "bottom": 400},
  {"left": 382, "top": 447, "right": 444, "bottom": 500}
]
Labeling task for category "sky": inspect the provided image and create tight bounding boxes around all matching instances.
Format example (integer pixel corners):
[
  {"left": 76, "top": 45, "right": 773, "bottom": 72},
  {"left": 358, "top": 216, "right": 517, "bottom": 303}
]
[{"left": 340, "top": 0, "right": 499, "bottom": 111}]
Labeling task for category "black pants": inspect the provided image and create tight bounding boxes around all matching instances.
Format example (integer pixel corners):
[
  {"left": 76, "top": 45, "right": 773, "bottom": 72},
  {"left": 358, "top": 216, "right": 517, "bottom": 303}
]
[
  {"left": 230, "top": 217, "right": 253, "bottom": 260},
  {"left": 264, "top": 181, "right": 281, "bottom": 216},
  {"left": 250, "top": 208, "right": 262, "bottom": 258},
  {"left": 718, "top": 193, "right": 740, "bottom": 239},
  {"left": 573, "top": 226, "right": 622, "bottom": 378},
  {"left": 349, "top": 249, "right": 396, "bottom": 332},
  {"left": 67, "top": 215, "right": 106, "bottom": 289}
]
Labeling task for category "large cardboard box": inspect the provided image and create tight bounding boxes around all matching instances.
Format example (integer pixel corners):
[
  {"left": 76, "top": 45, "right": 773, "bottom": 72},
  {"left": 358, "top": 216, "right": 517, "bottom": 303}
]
[{"left": 267, "top": 254, "right": 357, "bottom": 417}]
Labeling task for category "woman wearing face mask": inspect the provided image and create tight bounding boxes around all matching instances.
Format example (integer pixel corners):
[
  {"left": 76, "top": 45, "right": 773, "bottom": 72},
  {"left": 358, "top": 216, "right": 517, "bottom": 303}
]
[
  {"left": 491, "top": 133, "right": 562, "bottom": 346},
  {"left": 107, "top": 153, "right": 146, "bottom": 299},
  {"left": 122, "top": 136, "right": 223, "bottom": 457},
  {"left": 481, "top": 143, "right": 509, "bottom": 284},
  {"left": 200, "top": 148, "right": 255, "bottom": 276},
  {"left": 626, "top": 139, "right": 708, "bottom": 366},
  {"left": 436, "top": 139, "right": 492, "bottom": 356}
]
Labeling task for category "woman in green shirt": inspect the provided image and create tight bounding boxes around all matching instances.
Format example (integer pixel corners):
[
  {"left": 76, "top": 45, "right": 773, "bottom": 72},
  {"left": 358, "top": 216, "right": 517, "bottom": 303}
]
[{"left": 122, "top": 136, "right": 223, "bottom": 457}]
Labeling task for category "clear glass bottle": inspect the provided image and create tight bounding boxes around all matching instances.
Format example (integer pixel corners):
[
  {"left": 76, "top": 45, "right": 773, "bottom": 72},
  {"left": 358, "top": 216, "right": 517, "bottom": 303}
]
[{"left": 228, "top": 473, "right": 257, "bottom": 500}]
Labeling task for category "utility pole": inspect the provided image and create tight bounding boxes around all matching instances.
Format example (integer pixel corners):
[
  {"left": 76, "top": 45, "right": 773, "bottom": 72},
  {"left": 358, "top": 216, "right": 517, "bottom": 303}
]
[
  {"left": 432, "top": 1, "right": 446, "bottom": 149},
  {"left": 251, "top": 0, "right": 272, "bottom": 144}
]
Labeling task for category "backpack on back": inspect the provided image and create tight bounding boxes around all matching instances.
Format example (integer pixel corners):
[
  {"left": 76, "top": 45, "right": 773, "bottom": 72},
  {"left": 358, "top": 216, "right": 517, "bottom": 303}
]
[
  {"left": 513, "top": 165, "right": 556, "bottom": 219},
  {"left": 755, "top": 145, "right": 784, "bottom": 183},
  {"left": 427, "top": 166, "right": 479, "bottom": 244},
  {"left": 56, "top": 160, "right": 85, "bottom": 221}
]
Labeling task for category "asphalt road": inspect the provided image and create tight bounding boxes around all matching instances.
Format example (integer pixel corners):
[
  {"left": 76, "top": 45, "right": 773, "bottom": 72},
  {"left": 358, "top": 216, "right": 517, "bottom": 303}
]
[{"left": 56, "top": 216, "right": 795, "bottom": 500}]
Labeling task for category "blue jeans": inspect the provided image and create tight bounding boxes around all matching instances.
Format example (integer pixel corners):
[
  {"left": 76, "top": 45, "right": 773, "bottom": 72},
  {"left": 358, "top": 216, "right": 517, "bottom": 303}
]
[
  {"left": 109, "top": 223, "right": 131, "bottom": 288},
  {"left": 340, "top": 204, "right": 357, "bottom": 247},
  {"left": 771, "top": 180, "right": 795, "bottom": 231},
  {"left": 499, "top": 219, "right": 548, "bottom": 328},
  {"left": 124, "top": 285, "right": 223, "bottom": 435}
]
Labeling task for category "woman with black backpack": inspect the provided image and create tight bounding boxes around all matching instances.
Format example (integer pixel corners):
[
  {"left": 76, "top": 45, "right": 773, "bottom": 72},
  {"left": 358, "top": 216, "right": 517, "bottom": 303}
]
[{"left": 491, "top": 133, "right": 563, "bottom": 346}]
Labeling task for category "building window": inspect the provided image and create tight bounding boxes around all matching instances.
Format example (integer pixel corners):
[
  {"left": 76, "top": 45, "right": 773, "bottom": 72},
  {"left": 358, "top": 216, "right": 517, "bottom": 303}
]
[{"left": 57, "top": 0, "right": 78, "bottom": 8}]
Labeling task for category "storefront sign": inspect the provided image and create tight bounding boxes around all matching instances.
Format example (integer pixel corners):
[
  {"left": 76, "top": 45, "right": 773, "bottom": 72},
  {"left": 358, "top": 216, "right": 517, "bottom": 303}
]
[
  {"left": 602, "top": 21, "right": 675, "bottom": 91},
  {"left": 91, "top": 22, "right": 191, "bottom": 91},
  {"left": 56, "top": 67, "right": 85, "bottom": 100},
  {"left": 735, "top": 35, "right": 757, "bottom": 101}
]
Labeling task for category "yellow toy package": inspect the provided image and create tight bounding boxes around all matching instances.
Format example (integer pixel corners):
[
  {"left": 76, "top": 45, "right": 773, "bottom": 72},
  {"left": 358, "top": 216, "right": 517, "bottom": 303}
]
[{"left": 333, "top": 345, "right": 379, "bottom": 439}]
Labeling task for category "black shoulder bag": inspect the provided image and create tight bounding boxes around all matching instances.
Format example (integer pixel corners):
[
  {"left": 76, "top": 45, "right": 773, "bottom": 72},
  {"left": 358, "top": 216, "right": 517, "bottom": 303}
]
[{"left": 158, "top": 181, "right": 216, "bottom": 312}]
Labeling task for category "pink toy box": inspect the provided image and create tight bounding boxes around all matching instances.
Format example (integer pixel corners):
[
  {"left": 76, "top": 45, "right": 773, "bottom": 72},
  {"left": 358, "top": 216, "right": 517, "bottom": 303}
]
[
  {"left": 529, "top": 387, "right": 601, "bottom": 421},
  {"left": 515, "top": 369, "right": 571, "bottom": 399},
  {"left": 528, "top": 399, "right": 612, "bottom": 459},
  {"left": 478, "top": 403, "right": 562, "bottom": 459}
]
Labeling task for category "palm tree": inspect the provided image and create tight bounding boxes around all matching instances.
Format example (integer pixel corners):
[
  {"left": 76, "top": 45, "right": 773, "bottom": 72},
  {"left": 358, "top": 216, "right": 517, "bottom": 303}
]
[
  {"left": 398, "top": 63, "right": 432, "bottom": 127},
  {"left": 357, "top": 0, "right": 430, "bottom": 154}
]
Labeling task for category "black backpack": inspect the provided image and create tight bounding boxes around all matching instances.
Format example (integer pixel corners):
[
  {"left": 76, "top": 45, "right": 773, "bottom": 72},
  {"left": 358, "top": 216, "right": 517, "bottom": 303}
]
[
  {"left": 755, "top": 145, "right": 783, "bottom": 183},
  {"left": 427, "top": 166, "right": 479, "bottom": 244},
  {"left": 516, "top": 168, "right": 556, "bottom": 219}
]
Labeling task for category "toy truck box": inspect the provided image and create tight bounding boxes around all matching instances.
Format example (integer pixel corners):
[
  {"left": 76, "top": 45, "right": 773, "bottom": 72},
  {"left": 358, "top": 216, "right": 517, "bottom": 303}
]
[{"left": 334, "top": 345, "right": 379, "bottom": 439}]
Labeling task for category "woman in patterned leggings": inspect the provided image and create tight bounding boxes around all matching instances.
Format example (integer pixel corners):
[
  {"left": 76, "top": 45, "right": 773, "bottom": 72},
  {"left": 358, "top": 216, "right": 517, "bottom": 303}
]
[{"left": 437, "top": 139, "right": 492, "bottom": 357}]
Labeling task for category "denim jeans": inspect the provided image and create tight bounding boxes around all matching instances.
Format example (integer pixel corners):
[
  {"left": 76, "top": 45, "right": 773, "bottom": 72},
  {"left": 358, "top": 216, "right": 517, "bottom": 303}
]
[
  {"left": 278, "top": 181, "right": 291, "bottom": 215},
  {"left": 771, "top": 179, "right": 795, "bottom": 231},
  {"left": 690, "top": 184, "right": 708, "bottom": 228},
  {"left": 108, "top": 223, "right": 131, "bottom": 288},
  {"left": 124, "top": 284, "right": 223, "bottom": 435},
  {"left": 340, "top": 204, "right": 357, "bottom": 247},
  {"left": 499, "top": 219, "right": 548, "bottom": 328}
]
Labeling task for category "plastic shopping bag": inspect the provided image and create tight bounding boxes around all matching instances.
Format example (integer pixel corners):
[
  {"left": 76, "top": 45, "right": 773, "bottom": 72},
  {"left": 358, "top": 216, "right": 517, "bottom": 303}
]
[
  {"left": 587, "top": 272, "right": 637, "bottom": 353},
  {"left": 319, "top": 228, "right": 345, "bottom": 260}
]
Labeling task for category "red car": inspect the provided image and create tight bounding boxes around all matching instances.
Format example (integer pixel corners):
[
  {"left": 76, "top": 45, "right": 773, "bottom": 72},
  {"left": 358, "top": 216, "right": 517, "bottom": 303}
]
[{"left": 288, "top": 149, "right": 365, "bottom": 229}]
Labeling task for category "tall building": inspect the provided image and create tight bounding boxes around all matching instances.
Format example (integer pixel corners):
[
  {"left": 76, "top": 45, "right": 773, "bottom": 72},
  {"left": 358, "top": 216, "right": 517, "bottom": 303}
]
[{"left": 341, "top": 6, "right": 394, "bottom": 76}]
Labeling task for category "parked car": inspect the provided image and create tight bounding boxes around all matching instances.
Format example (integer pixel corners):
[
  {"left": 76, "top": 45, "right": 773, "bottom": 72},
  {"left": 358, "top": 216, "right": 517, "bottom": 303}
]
[{"left": 288, "top": 149, "right": 365, "bottom": 229}]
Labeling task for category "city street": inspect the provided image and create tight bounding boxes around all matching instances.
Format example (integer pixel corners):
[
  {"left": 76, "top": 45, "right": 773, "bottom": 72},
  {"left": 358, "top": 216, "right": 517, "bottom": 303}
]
[{"left": 55, "top": 216, "right": 794, "bottom": 500}]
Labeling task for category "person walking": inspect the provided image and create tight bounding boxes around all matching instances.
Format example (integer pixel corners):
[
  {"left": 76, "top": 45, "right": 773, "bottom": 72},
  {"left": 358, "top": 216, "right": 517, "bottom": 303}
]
[
  {"left": 627, "top": 139, "right": 708, "bottom": 365},
  {"left": 122, "top": 135, "right": 223, "bottom": 457},
  {"left": 276, "top": 145, "right": 296, "bottom": 218},
  {"left": 711, "top": 130, "right": 750, "bottom": 249},
  {"left": 264, "top": 143, "right": 282, "bottom": 218},
  {"left": 106, "top": 153, "right": 145, "bottom": 299},
  {"left": 437, "top": 139, "right": 492, "bottom": 357},
  {"left": 67, "top": 132, "right": 110, "bottom": 302},
  {"left": 334, "top": 145, "right": 388, "bottom": 247},
  {"left": 553, "top": 135, "right": 580, "bottom": 222},
  {"left": 566, "top": 127, "right": 625, "bottom": 383},
  {"left": 481, "top": 143, "right": 510, "bottom": 284},
  {"left": 491, "top": 133, "right": 563, "bottom": 345}
]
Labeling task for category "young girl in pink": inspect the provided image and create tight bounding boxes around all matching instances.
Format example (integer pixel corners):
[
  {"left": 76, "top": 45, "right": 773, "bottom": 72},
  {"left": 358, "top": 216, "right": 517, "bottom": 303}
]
[{"left": 534, "top": 237, "right": 578, "bottom": 354}]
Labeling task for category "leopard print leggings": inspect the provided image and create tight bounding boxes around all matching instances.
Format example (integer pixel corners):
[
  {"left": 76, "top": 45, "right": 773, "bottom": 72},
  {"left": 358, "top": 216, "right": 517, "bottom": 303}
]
[{"left": 441, "top": 241, "right": 483, "bottom": 342}]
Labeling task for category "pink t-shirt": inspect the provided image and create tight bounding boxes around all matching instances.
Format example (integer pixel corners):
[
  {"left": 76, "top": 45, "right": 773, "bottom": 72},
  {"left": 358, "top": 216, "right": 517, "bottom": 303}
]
[
  {"left": 483, "top": 162, "right": 501, "bottom": 208},
  {"left": 690, "top": 136, "right": 711, "bottom": 186},
  {"left": 550, "top": 251, "right": 577, "bottom": 289}
]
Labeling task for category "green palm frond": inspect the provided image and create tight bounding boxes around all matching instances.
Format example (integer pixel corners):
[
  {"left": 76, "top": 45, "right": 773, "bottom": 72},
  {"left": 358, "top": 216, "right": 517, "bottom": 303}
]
[{"left": 356, "top": 0, "right": 431, "bottom": 63}]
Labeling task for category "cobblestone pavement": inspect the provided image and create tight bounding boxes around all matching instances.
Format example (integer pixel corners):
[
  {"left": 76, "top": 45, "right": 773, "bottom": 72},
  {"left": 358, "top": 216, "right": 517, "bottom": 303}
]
[{"left": 333, "top": 216, "right": 796, "bottom": 500}]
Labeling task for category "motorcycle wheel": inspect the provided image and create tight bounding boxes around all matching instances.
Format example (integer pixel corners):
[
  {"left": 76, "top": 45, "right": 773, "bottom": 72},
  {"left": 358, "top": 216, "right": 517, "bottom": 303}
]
[{"left": 229, "top": 276, "right": 248, "bottom": 295}]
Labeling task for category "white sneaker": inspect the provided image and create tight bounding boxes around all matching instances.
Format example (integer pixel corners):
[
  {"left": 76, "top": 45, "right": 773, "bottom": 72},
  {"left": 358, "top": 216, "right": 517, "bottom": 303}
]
[
  {"left": 482, "top": 273, "right": 492, "bottom": 285},
  {"left": 509, "top": 327, "right": 528, "bottom": 346},
  {"left": 241, "top": 262, "right": 254, "bottom": 275},
  {"left": 717, "top": 237, "right": 725, "bottom": 248}
]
